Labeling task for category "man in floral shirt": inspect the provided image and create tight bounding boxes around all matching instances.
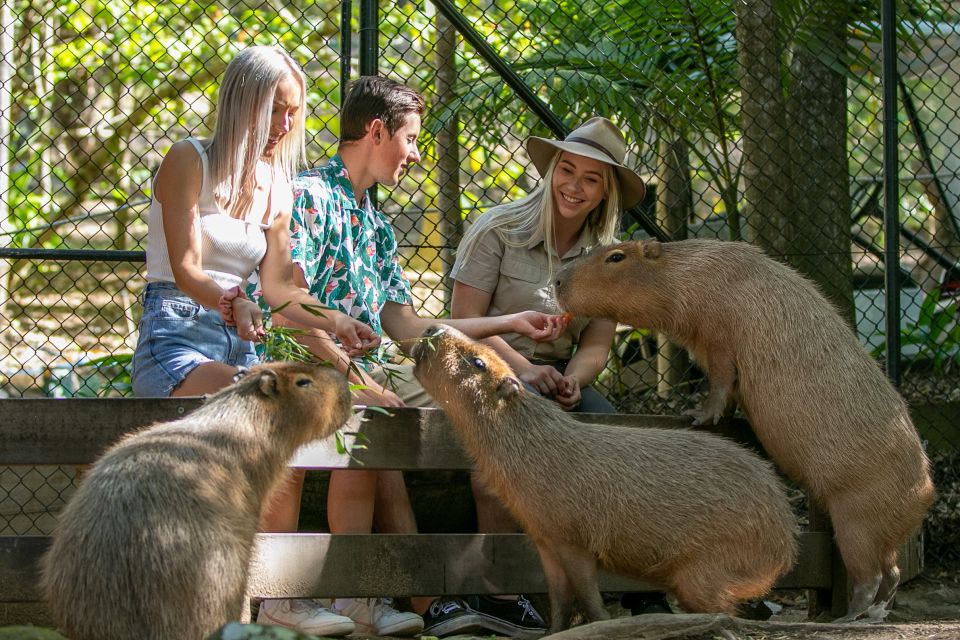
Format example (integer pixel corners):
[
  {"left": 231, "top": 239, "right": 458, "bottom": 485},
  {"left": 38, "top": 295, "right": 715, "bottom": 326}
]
[{"left": 257, "top": 76, "right": 558, "bottom": 639}]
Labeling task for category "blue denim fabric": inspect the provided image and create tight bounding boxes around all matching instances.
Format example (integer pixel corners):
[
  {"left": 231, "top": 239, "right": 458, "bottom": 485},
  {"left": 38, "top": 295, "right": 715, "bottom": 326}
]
[{"left": 131, "top": 281, "right": 259, "bottom": 397}]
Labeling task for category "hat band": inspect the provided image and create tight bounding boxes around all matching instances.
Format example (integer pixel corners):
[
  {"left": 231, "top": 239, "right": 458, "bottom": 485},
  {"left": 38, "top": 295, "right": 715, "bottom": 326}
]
[{"left": 565, "top": 136, "right": 619, "bottom": 163}]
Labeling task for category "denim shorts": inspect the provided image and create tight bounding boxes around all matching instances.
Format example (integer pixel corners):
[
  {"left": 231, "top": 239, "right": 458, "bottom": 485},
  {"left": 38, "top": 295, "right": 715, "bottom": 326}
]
[{"left": 131, "top": 281, "right": 259, "bottom": 397}]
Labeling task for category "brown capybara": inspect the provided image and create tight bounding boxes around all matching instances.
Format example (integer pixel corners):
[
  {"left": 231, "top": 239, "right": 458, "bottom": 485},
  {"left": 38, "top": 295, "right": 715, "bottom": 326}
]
[
  {"left": 412, "top": 324, "right": 797, "bottom": 635},
  {"left": 41, "top": 362, "right": 352, "bottom": 640},
  {"left": 554, "top": 238, "right": 936, "bottom": 622}
]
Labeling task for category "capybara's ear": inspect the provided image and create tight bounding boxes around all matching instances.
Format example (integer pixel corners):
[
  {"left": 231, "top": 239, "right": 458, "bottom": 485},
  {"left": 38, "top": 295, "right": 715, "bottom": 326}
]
[
  {"left": 257, "top": 370, "right": 280, "bottom": 397},
  {"left": 497, "top": 377, "right": 521, "bottom": 400},
  {"left": 642, "top": 240, "right": 661, "bottom": 260}
]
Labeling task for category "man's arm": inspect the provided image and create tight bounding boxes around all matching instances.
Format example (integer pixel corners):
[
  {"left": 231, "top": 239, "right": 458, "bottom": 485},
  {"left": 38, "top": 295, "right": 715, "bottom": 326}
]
[{"left": 274, "top": 266, "right": 403, "bottom": 407}]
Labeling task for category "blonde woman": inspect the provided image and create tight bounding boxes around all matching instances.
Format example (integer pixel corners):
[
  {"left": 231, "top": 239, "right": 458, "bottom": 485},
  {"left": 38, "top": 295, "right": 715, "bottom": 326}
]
[
  {"left": 132, "top": 45, "right": 377, "bottom": 399},
  {"left": 451, "top": 116, "right": 645, "bottom": 413}
]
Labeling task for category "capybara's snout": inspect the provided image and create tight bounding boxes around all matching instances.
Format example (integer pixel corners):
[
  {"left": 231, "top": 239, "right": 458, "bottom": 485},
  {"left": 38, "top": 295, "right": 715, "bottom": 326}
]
[
  {"left": 553, "top": 261, "right": 574, "bottom": 309},
  {"left": 412, "top": 323, "right": 456, "bottom": 362}
]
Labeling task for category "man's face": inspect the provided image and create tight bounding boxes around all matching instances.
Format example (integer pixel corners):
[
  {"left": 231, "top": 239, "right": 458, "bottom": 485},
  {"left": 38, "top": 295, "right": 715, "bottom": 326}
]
[{"left": 374, "top": 113, "right": 422, "bottom": 186}]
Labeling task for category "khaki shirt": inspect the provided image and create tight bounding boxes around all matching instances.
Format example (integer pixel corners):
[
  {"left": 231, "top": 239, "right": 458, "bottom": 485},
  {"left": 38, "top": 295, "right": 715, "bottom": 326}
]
[{"left": 450, "top": 225, "right": 596, "bottom": 362}]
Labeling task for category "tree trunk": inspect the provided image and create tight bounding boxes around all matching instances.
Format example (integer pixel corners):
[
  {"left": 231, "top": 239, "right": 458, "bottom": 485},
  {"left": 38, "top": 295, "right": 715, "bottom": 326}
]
[
  {"left": 786, "top": 1, "right": 855, "bottom": 323},
  {"left": 434, "top": 9, "right": 461, "bottom": 303},
  {"left": 736, "top": 0, "right": 793, "bottom": 259},
  {"left": 655, "top": 134, "right": 691, "bottom": 398}
]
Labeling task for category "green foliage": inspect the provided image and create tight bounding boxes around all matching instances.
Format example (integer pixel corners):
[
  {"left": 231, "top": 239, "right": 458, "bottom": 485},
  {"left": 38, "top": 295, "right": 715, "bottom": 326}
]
[
  {"left": 872, "top": 288, "right": 960, "bottom": 373},
  {"left": 43, "top": 352, "right": 132, "bottom": 397}
]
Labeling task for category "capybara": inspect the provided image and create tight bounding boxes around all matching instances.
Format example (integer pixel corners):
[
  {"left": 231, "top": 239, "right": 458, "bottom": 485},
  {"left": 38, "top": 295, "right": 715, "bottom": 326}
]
[
  {"left": 41, "top": 362, "right": 352, "bottom": 640},
  {"left": 554, "top": 239, "right": 936, "bottom": 622},
  {"left": 412, "top": 324, "right": 797, "bottom": 634}
]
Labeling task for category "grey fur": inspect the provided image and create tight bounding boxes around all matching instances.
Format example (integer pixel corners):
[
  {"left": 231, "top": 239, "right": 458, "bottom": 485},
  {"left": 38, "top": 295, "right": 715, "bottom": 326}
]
[
  {"left": 41, "top": 362, "right": 352, "bottom": 640},
  {"left": 554, "top": 238, "right": 936, "bottom": 622},
  {"left": 412, "top": 325, "right": 797, "bottom": 634}
]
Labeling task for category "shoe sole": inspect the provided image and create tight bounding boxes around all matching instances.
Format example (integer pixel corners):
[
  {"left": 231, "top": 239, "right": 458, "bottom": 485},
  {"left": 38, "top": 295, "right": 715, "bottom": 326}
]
[
  {"left": 256, "top": 612, "right": 355, "bottom": 637},
  {"left": 375, "top": 619, "right": 425, "bottom": 637},
  {"left": 473, "top": 612, "right": 548, "bottom": 639},
  {"left": 420, "top": 612, "right": 485, "bottom": 637}
]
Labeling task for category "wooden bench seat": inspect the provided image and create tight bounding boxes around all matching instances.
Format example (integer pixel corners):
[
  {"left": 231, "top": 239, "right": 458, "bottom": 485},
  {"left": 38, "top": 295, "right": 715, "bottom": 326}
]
[{"left": 1, "top": 399, "right": 893, "bottom": 625}]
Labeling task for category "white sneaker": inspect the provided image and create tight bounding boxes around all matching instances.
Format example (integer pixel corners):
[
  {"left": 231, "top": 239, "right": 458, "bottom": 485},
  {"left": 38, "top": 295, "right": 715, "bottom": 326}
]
[
  {"left": 257, "top": 598, "right": 355, "bottom": 636},
  {"left": 331, "top": 597, "right": 424, "bottom": 637}
]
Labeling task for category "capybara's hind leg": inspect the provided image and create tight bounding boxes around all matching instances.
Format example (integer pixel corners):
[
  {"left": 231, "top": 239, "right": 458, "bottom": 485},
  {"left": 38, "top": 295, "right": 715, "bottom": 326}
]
[
  {"left": 865, "top": 552, "right": 900, "bottom": 622},
  {"left": 830, "top": 500, "right": 883, "bottom": 622},
  {"left": 534, "top": 542, "right": 576, "bottom": 633},
  {"left": 670, "top": 565, "right": 737, "bottom": 615}
]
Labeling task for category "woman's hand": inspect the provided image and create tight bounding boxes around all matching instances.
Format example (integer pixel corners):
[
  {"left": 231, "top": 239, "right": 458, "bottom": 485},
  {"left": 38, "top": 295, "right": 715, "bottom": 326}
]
[
  {"left": 518, "top": 363, "right": 565, "bottom": 396},
  {"left": 555, "top": 374, "right": 582, "bottom": 411},
  {"left": 333, "top": 313, "right": 381, "bottom": 357},
  {"left": 510, "top": 311, "right": 568, "bottom": 342},
  {"left": 232, "top": 297, "right": 266, "bottom": 342}
]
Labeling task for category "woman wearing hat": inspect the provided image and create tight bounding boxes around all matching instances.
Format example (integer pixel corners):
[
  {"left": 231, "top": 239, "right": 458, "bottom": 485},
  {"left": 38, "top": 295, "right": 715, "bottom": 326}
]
[{"left": 450, "top": 116, "right": 645, "bottom": 412}]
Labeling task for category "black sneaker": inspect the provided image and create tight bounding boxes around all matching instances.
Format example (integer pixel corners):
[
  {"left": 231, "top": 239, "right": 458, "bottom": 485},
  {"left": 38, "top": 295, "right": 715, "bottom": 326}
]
[
  {"left": 621, "top": 591, "right": 673, "bottom": 615},
  {"left": 419, "top": 597, "right": 483, "bottom": 637},
  {"left": 466, "top": 595, "right": 548, "bottom": 638}
]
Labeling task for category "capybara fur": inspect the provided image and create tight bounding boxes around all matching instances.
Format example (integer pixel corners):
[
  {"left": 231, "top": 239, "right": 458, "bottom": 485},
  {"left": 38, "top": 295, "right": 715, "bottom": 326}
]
[
  {"left": 554, "top": 239, "right": 936, "bottom": 622},
  {"left": 412, "top": 324, "right": 797, "bottom": 634},
  {"left": 41, "top": 362, "right": 352, "bottom": 640}
]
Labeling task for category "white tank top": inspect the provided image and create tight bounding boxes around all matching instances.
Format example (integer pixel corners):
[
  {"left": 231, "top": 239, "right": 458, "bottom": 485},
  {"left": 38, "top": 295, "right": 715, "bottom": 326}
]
[{"left": 145, "top": 138, "right": 277, "bottom": 290}]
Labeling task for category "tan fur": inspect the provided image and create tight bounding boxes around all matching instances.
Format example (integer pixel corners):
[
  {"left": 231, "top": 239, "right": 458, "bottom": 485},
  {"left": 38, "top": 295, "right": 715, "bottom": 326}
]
[
  {"left": 41, "top": 362, "right": 352, "bottom": 640},
  {"left": 554, "top": 238, "right": 936, "bottom": 621},
  {"left": 412, "top": 325, "right": 797, "bottom": 634}
]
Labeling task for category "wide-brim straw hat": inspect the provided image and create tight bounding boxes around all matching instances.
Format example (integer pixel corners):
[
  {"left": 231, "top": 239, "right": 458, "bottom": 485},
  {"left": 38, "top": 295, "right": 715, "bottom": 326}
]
[{"left": 527, "top": 116, "right": 646, "bottom": 209}]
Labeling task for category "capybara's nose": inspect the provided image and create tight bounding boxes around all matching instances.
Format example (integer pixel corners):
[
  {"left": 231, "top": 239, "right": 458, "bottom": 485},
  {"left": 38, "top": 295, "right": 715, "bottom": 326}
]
[{"left": 423, "top": 325, "right": 441, "bottom": 338}]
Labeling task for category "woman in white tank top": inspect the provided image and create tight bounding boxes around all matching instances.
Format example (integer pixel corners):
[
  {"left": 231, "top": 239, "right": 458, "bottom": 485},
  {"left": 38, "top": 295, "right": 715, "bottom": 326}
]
[{"left": 132, "top": 46, "right": 379, "bottom": 399}]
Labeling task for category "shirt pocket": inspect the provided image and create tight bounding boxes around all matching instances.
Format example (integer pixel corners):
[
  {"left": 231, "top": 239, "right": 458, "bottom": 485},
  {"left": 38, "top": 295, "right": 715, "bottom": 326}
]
[{"left": 499, "top": 259, "right": 542, "bottom": 284}]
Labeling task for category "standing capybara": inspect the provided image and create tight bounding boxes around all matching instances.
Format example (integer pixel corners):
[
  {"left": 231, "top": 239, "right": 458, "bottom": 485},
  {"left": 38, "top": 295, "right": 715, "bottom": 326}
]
[
  {"left": 41, "top": 362, "right": 352, "bottom": 640},
  {"left": 554, "top": 239, "right": 936, "bottom": 622},
  {"left": 412, "top": 324, "right": 797, "bottom": 634}
]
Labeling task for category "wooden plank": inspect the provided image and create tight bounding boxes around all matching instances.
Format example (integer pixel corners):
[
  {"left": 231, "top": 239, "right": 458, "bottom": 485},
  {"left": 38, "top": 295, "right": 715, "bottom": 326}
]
[
  {"left": 0, "top": 531, "right": 833, "bottom": 603},
  {"left": 0, "top": 400, "right": 760, "bottom": 469}
]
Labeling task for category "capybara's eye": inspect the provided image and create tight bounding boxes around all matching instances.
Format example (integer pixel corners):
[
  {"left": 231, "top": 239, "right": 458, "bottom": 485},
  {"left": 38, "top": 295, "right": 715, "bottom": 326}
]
[
  {"left": 295, "top": 377, "right": 313, "bottom": 387},
  {"left": 606, "top": 251, "right": 626, "bottom": 263},
  {"left": 472, "top": 357, "right": 486, "bottom": 371}
]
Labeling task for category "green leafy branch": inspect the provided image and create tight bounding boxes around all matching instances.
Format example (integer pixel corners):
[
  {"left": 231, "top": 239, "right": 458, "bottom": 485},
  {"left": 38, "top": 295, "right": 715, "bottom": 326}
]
[{"left": 872, "top": 288, "right": 960, "bottom": 374}]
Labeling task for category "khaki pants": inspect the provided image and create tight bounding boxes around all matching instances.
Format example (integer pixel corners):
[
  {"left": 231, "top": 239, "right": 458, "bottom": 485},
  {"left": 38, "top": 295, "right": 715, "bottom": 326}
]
[{"left": 367, "top": 362, "right": 435, "bottom": 408}]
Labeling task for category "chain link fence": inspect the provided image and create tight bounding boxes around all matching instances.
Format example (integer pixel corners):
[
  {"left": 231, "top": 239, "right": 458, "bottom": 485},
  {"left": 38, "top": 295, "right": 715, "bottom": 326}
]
[{"left": 1, "top": 0, "right": 958, "bottom": 565}]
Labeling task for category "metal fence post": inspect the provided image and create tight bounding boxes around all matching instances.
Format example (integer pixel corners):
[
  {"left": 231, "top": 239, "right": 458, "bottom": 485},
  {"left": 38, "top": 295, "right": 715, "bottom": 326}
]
[{"left": 881, "top": 0, "right": 902, "bottom": 387}]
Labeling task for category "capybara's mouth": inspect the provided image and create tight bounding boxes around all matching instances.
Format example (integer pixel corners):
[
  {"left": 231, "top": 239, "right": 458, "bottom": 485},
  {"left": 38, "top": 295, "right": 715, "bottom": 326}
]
[{"left": 412, "top": 324, "right": 449, "bottom": 364}]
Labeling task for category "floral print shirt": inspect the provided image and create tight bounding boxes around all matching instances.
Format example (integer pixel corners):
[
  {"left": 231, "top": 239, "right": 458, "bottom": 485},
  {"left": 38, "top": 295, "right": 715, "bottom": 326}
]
[{"left": 289, "top": 154, "right": 413, "bottom": 337}]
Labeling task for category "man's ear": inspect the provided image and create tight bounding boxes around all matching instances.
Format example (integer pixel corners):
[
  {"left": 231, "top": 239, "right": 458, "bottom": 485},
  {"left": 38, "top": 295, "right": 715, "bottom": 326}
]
[{"left": 367, "top": 118, "right": 385, "bottom": 143}]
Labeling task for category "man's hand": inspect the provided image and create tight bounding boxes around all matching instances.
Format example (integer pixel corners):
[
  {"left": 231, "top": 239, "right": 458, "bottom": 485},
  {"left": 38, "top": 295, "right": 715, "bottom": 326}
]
[
  {"left": 333, "top": 314, "right": 381, "bottom": 356},
  {"left": 351, "top": 383, "right": 405, "bottom": 408},
  {"left": 510, "top": 311, "right": 568, "bottom": 342},
  {"left": 518, "top": 363, "right": 565, "bottom": 396}
]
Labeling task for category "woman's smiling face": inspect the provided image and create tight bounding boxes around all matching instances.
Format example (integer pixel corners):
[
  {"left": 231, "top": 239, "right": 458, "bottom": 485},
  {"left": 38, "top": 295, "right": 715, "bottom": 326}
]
[{"left": 551, "top": 151, "right": 607, "bottom": 223}]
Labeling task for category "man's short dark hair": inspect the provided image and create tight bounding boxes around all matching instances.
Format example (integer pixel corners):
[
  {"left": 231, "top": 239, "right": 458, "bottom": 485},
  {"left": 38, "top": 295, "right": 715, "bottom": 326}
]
[{"left": 340, "top": 76, "right": 426, "bottom": 143}]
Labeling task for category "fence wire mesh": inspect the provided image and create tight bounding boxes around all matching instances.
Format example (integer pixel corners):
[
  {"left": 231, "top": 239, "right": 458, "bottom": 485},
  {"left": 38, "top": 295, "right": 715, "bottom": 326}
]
[{"left": 0, "top": 0, "right": 958, "bottom": 564}]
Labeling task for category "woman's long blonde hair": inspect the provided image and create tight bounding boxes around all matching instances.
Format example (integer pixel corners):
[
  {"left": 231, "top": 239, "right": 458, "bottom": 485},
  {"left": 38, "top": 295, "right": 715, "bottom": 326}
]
[
  {"left": 457, "top": 152, "right": 623, "bottom": 273},
  {"left": 208, "top": 45, "right": 307, "bottom": 218}
]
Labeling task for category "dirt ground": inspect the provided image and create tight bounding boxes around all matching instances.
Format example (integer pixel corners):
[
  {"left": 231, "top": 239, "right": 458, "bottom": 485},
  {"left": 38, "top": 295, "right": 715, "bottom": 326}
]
[{"left": 419, "top": 569, "right": 960, "bottom": 640}]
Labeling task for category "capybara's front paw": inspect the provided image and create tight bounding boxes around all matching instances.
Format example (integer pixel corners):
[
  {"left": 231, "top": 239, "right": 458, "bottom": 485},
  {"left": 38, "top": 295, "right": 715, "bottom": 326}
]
[{"left": 684, "top": 407, "right": 722, "bottom": 426}]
